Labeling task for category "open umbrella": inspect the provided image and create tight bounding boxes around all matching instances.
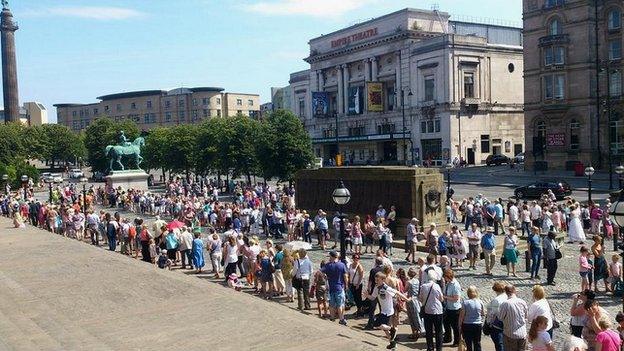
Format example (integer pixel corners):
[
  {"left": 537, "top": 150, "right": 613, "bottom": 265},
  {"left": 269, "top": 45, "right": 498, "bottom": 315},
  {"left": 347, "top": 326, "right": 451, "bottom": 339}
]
[
  {"left": 167, "top": 219, "right": 185, "bottom": 230},
  {"left": 284, "top": 240, "right": 312, "bottom": 252}
]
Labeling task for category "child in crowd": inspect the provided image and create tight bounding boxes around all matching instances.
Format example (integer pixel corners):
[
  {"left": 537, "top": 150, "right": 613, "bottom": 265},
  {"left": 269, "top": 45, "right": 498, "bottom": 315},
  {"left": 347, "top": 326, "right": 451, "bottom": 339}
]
[
  {"left": 157, "top": 249, "right": 172, "bottom": 270},
  {"left": 609, "top": 254, "right": 622, "bottom": 292},
  {"left": 227, "top": 273, "right": 245, "bottom": 291},
  {"left": 579, "top": 246, "right": 593, "bottom": 292},
  {"left": 149, "top": 238, "right": 157, "bottom": 264},
  {"left": 311, "top": 260, "right": 328, "bottom": 318},
  {"left": 528, "top": 315, "right": 554, "bottom": 351}
]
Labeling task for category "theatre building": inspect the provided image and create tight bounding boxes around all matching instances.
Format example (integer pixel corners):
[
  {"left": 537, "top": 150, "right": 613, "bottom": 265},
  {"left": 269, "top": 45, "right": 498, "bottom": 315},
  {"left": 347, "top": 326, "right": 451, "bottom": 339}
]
[{"left": 292, "top": 8, "right": 525, "bottom": 166}]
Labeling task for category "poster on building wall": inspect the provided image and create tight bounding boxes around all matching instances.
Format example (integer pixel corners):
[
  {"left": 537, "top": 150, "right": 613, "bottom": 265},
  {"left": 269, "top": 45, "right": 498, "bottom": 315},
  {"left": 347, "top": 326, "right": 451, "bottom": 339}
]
[
  {"left": 348, "top": 86, "right": 364, "bottom": 115},
  {"left": 312, "top": 92, "right": 329, "bottom": 117},
  {"left": 546, "top": 133, "right": 565, "bottom": 146},
  {"left": 366, "top": 82, "right": 383, "bottom": 112}
]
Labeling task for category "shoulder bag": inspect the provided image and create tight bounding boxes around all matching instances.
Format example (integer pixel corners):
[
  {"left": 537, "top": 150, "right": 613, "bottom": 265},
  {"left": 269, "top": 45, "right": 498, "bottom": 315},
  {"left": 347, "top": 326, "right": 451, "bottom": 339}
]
[{"left": 420, "top": 284, "right": 433, "bottom": 319}]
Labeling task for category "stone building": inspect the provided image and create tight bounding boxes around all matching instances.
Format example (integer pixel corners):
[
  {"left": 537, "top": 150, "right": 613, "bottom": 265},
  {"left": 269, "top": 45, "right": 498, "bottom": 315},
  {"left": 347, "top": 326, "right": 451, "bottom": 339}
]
[
  {"left": 523, "top": 0, "right": 623, "bottom": 171},
  {"left": 285, "top": 8, "right": 525, "bottom": 166},
  {"left": 55, "top": 87, "right": 260, "bottom": 132},
  {"left": 0, "top": 101, "right": 47, "bottom": 125}
]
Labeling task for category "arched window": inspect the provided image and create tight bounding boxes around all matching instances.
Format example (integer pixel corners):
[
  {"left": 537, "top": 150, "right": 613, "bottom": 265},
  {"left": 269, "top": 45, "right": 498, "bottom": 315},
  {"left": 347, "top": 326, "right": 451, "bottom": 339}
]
[
  {"left": 570, "top": 119, "right": 580, "bottom": 150},
  {"left": 608, "top": 8, "right": 622, "bottom": 30},
  {"left": 549, "top": 18, "right": 561, "bottom": 36},
  {"left": 536, "top": 121, "right": 546, "bottom": 138},
  {"left": 611, "top": 112, "right": 624, "bottom": 156}
]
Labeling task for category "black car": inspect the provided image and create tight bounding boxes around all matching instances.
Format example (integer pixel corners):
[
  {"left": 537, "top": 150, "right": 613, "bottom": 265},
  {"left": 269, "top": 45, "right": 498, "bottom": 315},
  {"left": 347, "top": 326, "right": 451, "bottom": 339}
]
[
  {"left": 485, "top": 154, "right": 511, "bottom": 166},
  {"left": 514, "top": 181, "right": 572, "bottom": 200}
]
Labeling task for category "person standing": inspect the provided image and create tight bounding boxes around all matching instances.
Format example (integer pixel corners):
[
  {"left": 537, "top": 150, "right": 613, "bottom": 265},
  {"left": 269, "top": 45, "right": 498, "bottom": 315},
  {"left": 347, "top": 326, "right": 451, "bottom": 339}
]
[
  {"left": 138, "top": 224, "right": 152, "bottom": 263},
  {"left": 405, "top": 218, "right": 419, "bottom": 263},
  {"left": 348, "top": 253, "right": 365, "bottom": 316},
  {"left": 480, "top": 229, "right": 496, "bottom": 275},
  {"left": 442, "top": 269, "right": 462, "bottom": 347},
  {"left": 543, "top": 231, "right": 559, "bottom": 285},
  {"left": 528, "top": 226, "right": 543, "bottom": 280},
  {"left": 208, "top": 233, "right": 222, "bottom": 278},
  {"left": 191, "top": 230, "right": 205, "bottom": 273},
  {"left": 466, "top": 223, "right": 482, "bottom": 270},
  {"left": 527, "top": 285, "right": 554, "bottom": 338},
  {"left": 420, "top": 269, "right": 444, "bottom": 351},
  {"left": 486, "top": 282, "right": 507, "bottom": 351},
  {"left": 504, "top": 228, "right": 519, "bottom": 277},
  {"left": 293, "top": 248, "right": 312, "bottom": 311},
  {"left": 459, "top": 286, "right": 485, "bottom": 351},
  {"left": 321, "top": 250, "right": 349, "bottom": 325},
  {"left": 366, "top": 271, "right": 410, "bottom": 350},
  {"left": 493, "top": 200, "right": 505, "bottom": 236},
  {"left": 272, "top": 244, "right": 286, "bottom": 296},
  {"left": 179, "top": 227, "right": 194, "bottom": 269},
  {"left": 223, "top": 236, "right": 238, "bottom": 282},
  {"left": 498, "top": 285, "right": 528, "bottom": 351}
]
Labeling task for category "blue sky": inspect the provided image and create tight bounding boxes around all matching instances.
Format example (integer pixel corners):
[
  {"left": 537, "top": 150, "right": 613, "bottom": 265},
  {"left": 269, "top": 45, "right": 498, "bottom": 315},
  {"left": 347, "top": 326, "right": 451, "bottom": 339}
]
[{"left": 12, "top": 0, "right": 522, "bottom": 122}]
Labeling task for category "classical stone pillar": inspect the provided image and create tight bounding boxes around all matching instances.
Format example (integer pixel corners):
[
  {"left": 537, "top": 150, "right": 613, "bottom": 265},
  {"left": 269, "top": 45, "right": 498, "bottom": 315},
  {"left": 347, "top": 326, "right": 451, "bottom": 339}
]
[
  {"left": 1, "top": 4, "right": 19, "bottom": 123},
  {"left": 371, "top": 57, "right": 378, "bottom": 81},
  {"left": 395, "top": 51, "right": 402, "bottom": 92},
  {"left": 342, "top": 64, "right": 349, "bottom": 114},
  {"left": 337, "top": 65, "right": 344, "bottom": 115},
  {"left": 364, "top": 59, "right": 371, "bottom": 81},
  {"left": 317, "top": 70, "right": 324, "bottom": 91}
]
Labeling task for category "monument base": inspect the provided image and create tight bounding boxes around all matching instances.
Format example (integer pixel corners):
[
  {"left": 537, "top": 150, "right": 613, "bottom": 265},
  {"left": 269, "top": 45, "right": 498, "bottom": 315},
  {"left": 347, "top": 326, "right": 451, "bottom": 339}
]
[{"left": 105, "top": 170, "right": 149, "bottom": 191}]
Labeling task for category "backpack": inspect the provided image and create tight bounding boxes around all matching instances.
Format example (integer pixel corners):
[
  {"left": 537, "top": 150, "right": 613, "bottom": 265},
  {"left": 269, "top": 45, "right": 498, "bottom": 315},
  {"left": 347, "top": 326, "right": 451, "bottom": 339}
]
[
  {"left": 438, "top": 236, "right": 447, "bottom": 252},
  {"left": 481, "top": 234, "right": 495, "bottom": 251}
]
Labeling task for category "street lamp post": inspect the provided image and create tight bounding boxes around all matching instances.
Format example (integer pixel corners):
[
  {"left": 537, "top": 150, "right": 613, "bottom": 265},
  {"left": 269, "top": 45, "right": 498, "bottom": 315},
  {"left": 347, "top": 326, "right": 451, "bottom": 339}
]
[
  {"left": 609, "top": 194, "right": 624, "bottom": 311},
  {"left": 20, "top": 175, "right": 28, "bottom": 200},
  {"left": 48, "top": 182, "right": 53, "bottom": 203},
  {"left": 617, "top": 165, "right": 624, "bottom": 191},
  {"left": 332, "top": 180, "right": 351, "bottom": 263},
  {"left": 585, "top": 166, "right": 595, "bottom": 204},
  {"left": 446, "top": 163, "right": 453, "bottom": 204},
  {"left": 80, "top": 177, "right": 88, "bottom": 214}
]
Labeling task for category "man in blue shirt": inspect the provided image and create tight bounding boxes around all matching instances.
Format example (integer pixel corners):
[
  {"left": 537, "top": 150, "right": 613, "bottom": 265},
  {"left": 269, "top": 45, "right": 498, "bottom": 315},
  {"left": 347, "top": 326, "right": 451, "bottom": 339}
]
[
  {"left": 321, "top": 250, "right": 349, "bottom": 325},
  {"left": 493, "top": 200, "right": 505, "bottom": 236}
]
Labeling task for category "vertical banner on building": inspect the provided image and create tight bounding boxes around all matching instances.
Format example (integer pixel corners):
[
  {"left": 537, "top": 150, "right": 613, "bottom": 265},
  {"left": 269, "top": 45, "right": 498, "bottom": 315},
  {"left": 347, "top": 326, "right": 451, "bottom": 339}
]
[
  {"left": 312, "top": 92, "right": 329, "bottom": 117},
  {"left": 366, "top": 82, "right": 383, "bottom": 112},
  {"left": 348, "top": 86, "right": 364, "bottom": 115}
]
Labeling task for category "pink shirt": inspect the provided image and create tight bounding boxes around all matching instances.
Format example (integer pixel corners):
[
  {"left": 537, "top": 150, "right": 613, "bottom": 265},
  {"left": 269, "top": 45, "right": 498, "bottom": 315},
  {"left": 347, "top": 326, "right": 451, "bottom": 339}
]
[
  {"left": 579, "top": 256, "right": 592, "bottom": 272},
  {"left": 596, "top": 330, "right": 621, "bottom": 351}
]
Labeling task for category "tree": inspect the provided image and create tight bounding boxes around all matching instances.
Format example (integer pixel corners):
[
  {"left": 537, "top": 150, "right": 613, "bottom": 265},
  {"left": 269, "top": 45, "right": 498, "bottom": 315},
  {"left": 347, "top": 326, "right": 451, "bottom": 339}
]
[
  {"left": 84, "top": 118, "right": 139, "bottom": 173},
  {"left": 143, "top": 127, "right": 170, "bottom": 180},
  {"left": 41, "top": 124, "right": 84, "bottom": 167},
  {"left": 257, "top": 110, "right": 314, "bottom": 183},
  {"left": 22, "top": 125, "right": 49, "bottom": 161},
  {"left": 0, "top": 122, "right": 26, "bottom": 166},
  {"left": 163, "top": 124, "right": 198, "bottom": 179},
  {"left": 228, "top": 115, "right": 261, "bottom": 184}
]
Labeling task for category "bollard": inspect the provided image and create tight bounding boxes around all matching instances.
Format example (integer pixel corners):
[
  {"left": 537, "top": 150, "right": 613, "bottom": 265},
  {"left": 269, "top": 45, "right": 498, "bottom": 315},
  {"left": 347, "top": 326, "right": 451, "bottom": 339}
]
[{"left": 525, "top": 250, "right": 531, "bottom": 272}]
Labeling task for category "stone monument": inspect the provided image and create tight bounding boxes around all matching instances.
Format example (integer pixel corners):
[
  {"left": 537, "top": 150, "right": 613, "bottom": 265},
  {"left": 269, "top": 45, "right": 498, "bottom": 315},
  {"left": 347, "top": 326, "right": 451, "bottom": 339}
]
[
  {"left": 294, "top": 166, "right": 447, "bottom": 238},
  {"left": 1, "top": 0, "right": 20, "bottom": 123},
  {"left": 104, "top": 132, "right": 149, "bottom": 191}
]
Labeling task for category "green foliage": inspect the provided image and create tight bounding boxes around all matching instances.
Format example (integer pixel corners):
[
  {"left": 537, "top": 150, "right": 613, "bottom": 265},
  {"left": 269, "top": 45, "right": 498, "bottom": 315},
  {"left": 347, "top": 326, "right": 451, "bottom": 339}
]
[
  {"left": 163, "top": 124, "right": 199, "bottom": 176},
  {"left": 0, "top": 161, "right": 39, "bottom": 188},
  {"left": 0, "top": 122, "right": 26, "bottom": 166},
  {"left": 40, "top": 124, "right": 84, "bottom": 165},
  {"left": 143, "top": 127, "right": 169, "bottom": 173},
  {"left": 84, "top": 118, "right": 139, "bottom": 173},
  {"left": 257, "top": 110, "right": 314, "bottom": 182}
]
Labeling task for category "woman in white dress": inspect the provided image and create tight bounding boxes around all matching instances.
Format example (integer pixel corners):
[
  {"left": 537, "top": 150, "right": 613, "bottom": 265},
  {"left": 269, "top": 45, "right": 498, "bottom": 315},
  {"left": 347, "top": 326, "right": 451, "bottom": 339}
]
[
  {"left": 567, "top": 204, "right": 586, "bottom": 244},
  {"left": 449, "top": 226, "right": 467, "bottom": 267},
  {"left": 542, "top": 208, "right": 554, "bottom": 233}
]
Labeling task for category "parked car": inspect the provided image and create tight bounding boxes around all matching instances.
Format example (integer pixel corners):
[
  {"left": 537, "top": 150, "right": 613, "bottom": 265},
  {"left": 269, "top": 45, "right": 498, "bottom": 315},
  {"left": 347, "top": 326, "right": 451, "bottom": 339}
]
[
  {"left": 514, "top": 180, "right": 572, "bottom": 200},
  {"left": 69, "top": 168, "right": 84, "bottom": 179},
  {"left": 92, "top": 171, "right": 106, "bottom": 182},
  {"left": 485, "top": 154, "right": 511, "bottom": 166},
  {"left": 41, "top": 172, "right": 53, "bottom": 183},
  {"left": 513, "top": 152, "right": 525, "bottom": 164},
  {"left": 51, "top": 173, "right": 63, "bottom": 183}
]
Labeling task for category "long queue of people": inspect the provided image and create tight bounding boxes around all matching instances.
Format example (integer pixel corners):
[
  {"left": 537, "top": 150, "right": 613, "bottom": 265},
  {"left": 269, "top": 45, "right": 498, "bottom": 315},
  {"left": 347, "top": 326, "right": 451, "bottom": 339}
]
[{"left": 4, "top": 177, "right": 624, "bottom": 351}]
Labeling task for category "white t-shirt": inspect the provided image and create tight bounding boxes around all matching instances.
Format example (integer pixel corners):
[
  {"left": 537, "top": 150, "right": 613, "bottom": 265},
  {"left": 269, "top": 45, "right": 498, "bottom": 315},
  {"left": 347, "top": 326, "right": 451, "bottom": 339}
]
[
  {"left": 419, "top": 282, "right": 443, "bottom": 315},
  {"left": 370, "top": 284, "right": 398, "bottom": 316},
  {"left": 531, "top": 330, "right": 552, "bottom": 351},
  {"left": 509, "top": 206, "right": 519, "bottom": 221},
  {"left": 528, "top": 299, "right": 553, "bottom": 331}
]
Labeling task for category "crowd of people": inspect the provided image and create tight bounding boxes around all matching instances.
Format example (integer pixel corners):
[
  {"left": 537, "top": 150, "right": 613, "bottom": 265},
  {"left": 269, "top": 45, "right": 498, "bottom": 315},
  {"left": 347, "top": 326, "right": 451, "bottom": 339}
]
[{"left": 2, "top": 175, "right": 624, "bottom": 351}]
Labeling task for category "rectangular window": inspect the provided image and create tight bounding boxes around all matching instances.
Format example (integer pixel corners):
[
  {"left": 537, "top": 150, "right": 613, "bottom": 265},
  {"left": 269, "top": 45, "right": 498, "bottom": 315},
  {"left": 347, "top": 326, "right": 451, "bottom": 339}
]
[
  {"left": 421, "top": 121, "right": 427, "bottom": 133},
  {"left": 248, "top": 99, "right": 254, "bottom": 106},
  {"left": 237, "top": 110, "right": 243, "bottom": 115},
  {"left": 72, "top": 121, "right": 78, "bottom": 129},
  {"left": 203, "top": 109, "right": 209, "bottom": 118},
  {"left": 554, "top": 47, "right": 564, "bottom": 64},
  {"left": 116, "top": 104, "right": 122, "bottom": 111},
  {"left": 464, "top": 73, "right": 475, "bottom": 98},
  {"left": 610, "top": 40, "right": 622, "bottom": 60},
  {"left": 386, "top": 82, "right": 395, "bottom": 111},
  {"left": 544, "top": 0, "right": 564, "bottom": 8},
  {"left": 298, "top": 99, "right": 305, "bottom": 117},
  {"left": 179, "top": 99, "right": 185, "bottom": 107},
  {"left": 93, "top": 108, "right": 98, "bottom": 115},
  {"left": 165, "top": 100, "right": 171, "bottom": 109},
  {"left": 554, "top": 74, "right": 565, "bottom": 99},
  {"left": 216, "top": 109, "right": 221, "bottom": 117},
  {"left": 179, "top": 111, "right": 185, "bottom": 121},
  {"left": 481, "top": 134, "right": 490, "bottom": 154},
  {"left": 236, "top": 99, "right": 243, "bottom": 106},
  {"left": 216, "top": 98, "right": 221, "bottom": 105},
  {"left": 427, "top": 120, "right": 434, "bottom": 133},
  {"left": 611, "top": 71, "right": 623, "bottom": 97},
  {"left": 165, "top": 112, "right": 172, "bottom": 122},
  {"left": 192, "top": 99, "right": 197, "bottom": 106},
  {"left": 131, "top": 102, "right": 136, "bottom": 110},
  {"left": 104, "top": 105, "right": 109, "bottom": 112},
  {"left": 202, "top": 98, "right": 209, "bottom": 105},
  {"left": 544, "top": 75, "right": 554, "bottom": 99},
  {"left": 144, "top": 113, "right": 150, "bottom": 123},
  {"left": 424, "top": 77, "right": 435, "bottom": 101},
  {"left": 72, "top": 111, "right": 77, "bottom": 117},
  {"left": 609, "top": 10, "right": 622, "bottom": 30},
  {"left": 146, "top": 100, "right": 152, "bottom": 109},
  {"left": 434, "top": 119, "right": 441, "bottom": 133}
]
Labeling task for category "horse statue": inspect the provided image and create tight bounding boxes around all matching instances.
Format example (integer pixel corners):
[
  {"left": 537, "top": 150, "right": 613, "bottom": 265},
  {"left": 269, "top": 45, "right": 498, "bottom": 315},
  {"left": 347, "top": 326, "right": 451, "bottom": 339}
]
[{"left": 106, "top": 136, "right": 145, "bottom": 172}]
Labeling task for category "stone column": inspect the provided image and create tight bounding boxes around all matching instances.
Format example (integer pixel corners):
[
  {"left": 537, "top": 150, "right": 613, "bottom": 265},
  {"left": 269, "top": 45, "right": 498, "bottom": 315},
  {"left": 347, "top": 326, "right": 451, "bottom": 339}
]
[
  {"left": 336, "top": 65, "right": 344, "bottom": 116},
  {"left": 395, "top": 51, "right": 402, "bottom": 92},
  {"left": 317, "top": 70, "right": 324, "bottom": 91},
  {"left": 1, "top": 5, "right": 19, "bottom": 123},
  {"left": 342, "top": 64, "right": 349, "bottom": 115},
  {"left": 371, "top": 57, "right": 378, "bottom": 81},
  {"left": 364, "top": 59, "right": 371, "bottom": 81}
]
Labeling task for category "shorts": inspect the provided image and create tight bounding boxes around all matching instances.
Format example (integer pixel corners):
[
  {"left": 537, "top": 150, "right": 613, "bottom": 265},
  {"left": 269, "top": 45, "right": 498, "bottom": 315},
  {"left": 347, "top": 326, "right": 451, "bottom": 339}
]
[
  {"left": 373, "top": 313, "right": 391, "bottom": 327},
  {"left": 328, "top": 290, "right": 346, "bottom": 308},
  {"left": 353, "top": 237, "right": 363, "bottom": 245},
  {"left": 468, "top": 244, "right": 480, "bottom": 259},
  {"left": 580, "top": 271, "right": 589, "bottom": 279}
]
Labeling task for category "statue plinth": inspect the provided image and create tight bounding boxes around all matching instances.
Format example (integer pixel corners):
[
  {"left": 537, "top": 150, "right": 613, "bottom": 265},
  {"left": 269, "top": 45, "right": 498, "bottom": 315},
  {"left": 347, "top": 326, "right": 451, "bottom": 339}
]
[{"left": 105, "top": 170, "right": 149, "bottom": 192}]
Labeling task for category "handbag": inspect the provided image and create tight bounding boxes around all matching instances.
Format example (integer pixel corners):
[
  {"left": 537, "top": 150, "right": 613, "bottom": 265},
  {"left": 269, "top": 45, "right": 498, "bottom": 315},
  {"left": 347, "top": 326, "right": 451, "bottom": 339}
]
[
  {"left": 500, "top": 255, "right": 507, "bottom": 266},
  {"left": 479, "top": 251, "right": 485, "bottom": 260},
  {"left": 420, "top": 284, "right": 433, "bottom": 319},
  {"left": 292, "top": 259, "right": 302, "bottom": 289},
  {"left": 555, "top": 248, "right": 562, "bottom": 260},
  {"left": 547, "top": 300, "right": 560, "bottom": 329},
  {"left": 482, "top": 321, "right": 492, "bottom": 335}
]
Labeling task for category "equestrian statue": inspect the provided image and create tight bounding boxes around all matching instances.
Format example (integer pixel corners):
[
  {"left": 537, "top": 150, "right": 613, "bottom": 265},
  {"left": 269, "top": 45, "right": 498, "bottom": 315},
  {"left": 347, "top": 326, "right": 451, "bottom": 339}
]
[{"left": 106, "top": 131, "right": 145, "bottom": 172}]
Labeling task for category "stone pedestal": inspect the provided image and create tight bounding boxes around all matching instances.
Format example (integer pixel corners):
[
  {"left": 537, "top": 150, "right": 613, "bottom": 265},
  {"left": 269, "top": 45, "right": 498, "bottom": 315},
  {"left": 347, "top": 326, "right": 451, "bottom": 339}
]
[{"left": 105, "top": 170, "right": 149, "bottom": 191}]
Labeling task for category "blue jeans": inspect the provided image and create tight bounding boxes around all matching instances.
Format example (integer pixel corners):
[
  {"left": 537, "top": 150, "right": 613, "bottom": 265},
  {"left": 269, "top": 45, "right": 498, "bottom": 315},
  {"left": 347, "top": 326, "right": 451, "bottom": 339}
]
[
  {"left": 531, "top": 249, "right": 542, "bottom": 278},
  {"left": 107, "top": 233, "right": 116, "bottom": 251},
  {"left": 521, "top": 222, "right": 531, "bottom": 236},
  {"left": 465, "top": 216, "right": 473, "bottom": 230},
  {"left": 490, "top": 329, "right": 504, "bottom": 351}
]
